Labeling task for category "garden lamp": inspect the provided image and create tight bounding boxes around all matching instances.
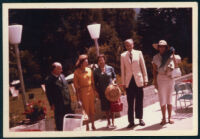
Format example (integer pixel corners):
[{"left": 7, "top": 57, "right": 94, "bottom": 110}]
[
  {"left": 87, "top": 23, "right": 101, "bottom": 56},
  {"left": 9, "top": 24, "right": 27, "bottom": 110}
]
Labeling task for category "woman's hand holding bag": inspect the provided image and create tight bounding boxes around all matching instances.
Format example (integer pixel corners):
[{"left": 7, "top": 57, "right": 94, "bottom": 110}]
[{"left": 169, "top": 49, "right": 182, "bottom": 78}]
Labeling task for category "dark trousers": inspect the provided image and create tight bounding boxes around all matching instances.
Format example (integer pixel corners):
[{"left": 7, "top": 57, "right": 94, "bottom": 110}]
[
  {"left": 126, "top": 76, "right": 144, "bottom": 124},
  {"left": 54, "top": 104, "right": 72, "bottom": 131}
]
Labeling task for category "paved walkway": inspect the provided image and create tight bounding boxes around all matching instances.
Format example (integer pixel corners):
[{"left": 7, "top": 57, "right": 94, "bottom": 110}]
[
  {"left": 82, "top": 94, "right": 193, "bottom": 132},
  {"left": 9, "top": 94, "right": 195, "bottom": 138},
  {"left": 9, "top": 94, "right": 194, "bottom": 136}
]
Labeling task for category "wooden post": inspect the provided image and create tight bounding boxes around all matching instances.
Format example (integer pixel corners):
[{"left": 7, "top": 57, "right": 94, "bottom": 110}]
[{"left": 14, "top": 44, "right": 27, "bottom": 110}]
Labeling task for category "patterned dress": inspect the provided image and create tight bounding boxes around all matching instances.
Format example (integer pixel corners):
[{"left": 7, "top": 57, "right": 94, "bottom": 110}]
[{"left": 93, "top": 65, "right": 116, "bottom": 111}]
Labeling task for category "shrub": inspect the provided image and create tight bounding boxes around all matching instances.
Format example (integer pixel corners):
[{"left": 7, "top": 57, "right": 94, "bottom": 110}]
[
  {"left": 179, "top": 57, "right": 192, "bottom": 75},
  {"left": 23, "top": 100, "right": 46, "bottom": 123}
]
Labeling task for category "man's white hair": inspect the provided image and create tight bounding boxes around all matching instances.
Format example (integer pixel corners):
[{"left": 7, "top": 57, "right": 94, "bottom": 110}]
[
  {"left": 53, "top": 62, "right": 62, "bottom": 67},
  {"left": 124, "top": 39, "right": 134, "bottom": 45}
]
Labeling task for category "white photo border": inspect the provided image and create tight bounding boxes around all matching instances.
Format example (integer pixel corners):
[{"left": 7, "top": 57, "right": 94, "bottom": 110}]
[{"left": 3, "top": 2, "right": 198, "bottom": 137}]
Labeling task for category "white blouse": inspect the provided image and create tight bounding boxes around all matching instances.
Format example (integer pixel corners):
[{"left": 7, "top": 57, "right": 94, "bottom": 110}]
[{"left": 152, "top": 53, "right": 181, "bottom": 74}]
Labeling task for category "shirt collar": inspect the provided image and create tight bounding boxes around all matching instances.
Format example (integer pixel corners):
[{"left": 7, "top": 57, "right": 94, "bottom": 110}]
[
  {"left": 128, "top": 49, "right": 133, "bottom": 54},
  {"left": 99, "top": 64, "right": 107, "bottom": 69},
  {"left": 51, "top": 72, "right": 59, "bottom": 78}
]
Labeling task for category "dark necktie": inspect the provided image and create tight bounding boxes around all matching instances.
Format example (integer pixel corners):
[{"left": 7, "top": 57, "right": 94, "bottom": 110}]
[
  {"left": 58, "top": 75, "right": 64, "bottom": 86},
  {"left": 129, "top": 52, "right": 132, "bottom": 63}
]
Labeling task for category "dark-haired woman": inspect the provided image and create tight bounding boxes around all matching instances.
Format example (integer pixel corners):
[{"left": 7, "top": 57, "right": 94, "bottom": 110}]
[
  {"left": 152, "top": 40, "right": 181, "bottom": 125},
  {"left": 93, "top": 54, "right": 117, "bottom": 128},
  {"left": 73, "top": 54, "right": 96, "bottom": 131}
]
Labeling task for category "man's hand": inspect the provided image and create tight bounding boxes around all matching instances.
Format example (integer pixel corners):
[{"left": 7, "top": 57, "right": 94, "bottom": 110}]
[
  {"left": 144, "top": 82, "right": 148, "bottom": 87},
  {"left": 111, "top": 79, "right": 116, "bottom": 85},
  {"left": 154, "top": 83, "right": 158, "bottom": 89}
]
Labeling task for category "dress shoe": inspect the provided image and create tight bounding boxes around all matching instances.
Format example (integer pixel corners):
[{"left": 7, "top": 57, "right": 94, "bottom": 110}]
[
  {"left": 86, "top": 125, "right": 89, "bottom": 131},
  {"left": 168, "top": 119, "right": 174, "bottom": 124},
  {"left": 127, "top": 123, "right": 135, "bottom": 128},
  {"left": 160, "top": 119, "right": 166, "bottom": 125},
  {"left": 106, "top": 122, "right": 111, "bottom": 128},
  {"left": 92, "top": 125, "right": 96, "bottom": 131},
  {"left": 139, "top": 119, "right": 145, "bottom": 126}
]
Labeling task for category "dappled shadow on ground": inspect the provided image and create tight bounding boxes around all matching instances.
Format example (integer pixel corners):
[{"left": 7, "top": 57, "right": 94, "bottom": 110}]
[
  {"left": 135, "top": 123, "right": 166, "bottom": 131},
  {"left": 172, "top": 107, "right": 193, "bottom": 120},
  {"left": 175, "top": 107, "right": 193, "bottom": 113}
]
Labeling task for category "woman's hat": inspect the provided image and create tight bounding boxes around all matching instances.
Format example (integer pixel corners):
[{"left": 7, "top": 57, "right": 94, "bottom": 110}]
[
  {"left": 152, "top": 40, "right": 168, "bottom": 50},
  {"left": 75, "top": 54, "right": 88, "bottom": 67},
  {"left": 105, "top": 84, "right": 121, "bottom": 102}
]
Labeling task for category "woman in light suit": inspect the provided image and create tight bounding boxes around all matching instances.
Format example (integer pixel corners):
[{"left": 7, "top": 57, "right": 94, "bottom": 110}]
[
  {"left": 120, "top": 39, "right": 148, "bottom": 128},
  {"left": 152, "top": 40, "right": 181, "bottom": 125}
]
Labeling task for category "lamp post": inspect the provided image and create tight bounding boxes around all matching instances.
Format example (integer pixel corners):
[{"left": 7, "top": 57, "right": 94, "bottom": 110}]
[
  {"left": 87, "top": 23, "right": 101, "bottom": 56},
  {"left": 9, "top": 24, "right": 27, "bottom": 110}
]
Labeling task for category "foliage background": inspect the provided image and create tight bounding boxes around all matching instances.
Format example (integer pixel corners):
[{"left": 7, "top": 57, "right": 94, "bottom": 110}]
[{"left": 9, "top": 8, "right": 192, "bottom": 88}]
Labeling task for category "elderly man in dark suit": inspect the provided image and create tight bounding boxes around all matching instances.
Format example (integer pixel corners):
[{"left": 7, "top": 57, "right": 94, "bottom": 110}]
[{"left": 45, "top": 62, "right": 72, "bottom": 131}]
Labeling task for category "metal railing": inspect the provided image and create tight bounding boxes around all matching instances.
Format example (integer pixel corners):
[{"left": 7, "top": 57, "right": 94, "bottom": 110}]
[{"left": 174, "top": 73, "right": 193, "bottom": 84}]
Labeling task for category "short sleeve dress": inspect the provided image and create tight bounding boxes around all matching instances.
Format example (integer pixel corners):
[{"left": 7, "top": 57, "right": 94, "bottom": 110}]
[
  {"left": 93, "top": 65, "right": 116, "bottom": 111},
  {"left": 73, "top": 67, "right": 95, "bottom": 116},
  {"left": 152, "top": 53, "right": 181, "bottom": 106}
]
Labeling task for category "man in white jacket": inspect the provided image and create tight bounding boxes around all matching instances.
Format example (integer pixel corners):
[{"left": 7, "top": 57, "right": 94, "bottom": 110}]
[{"left": 120, "top": 39, "right": 148, "bottom": 128}]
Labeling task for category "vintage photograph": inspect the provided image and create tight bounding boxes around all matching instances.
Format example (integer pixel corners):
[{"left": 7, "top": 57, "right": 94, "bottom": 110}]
[{"left": 3, "top": 2, "right": 198, "bottom": 137}]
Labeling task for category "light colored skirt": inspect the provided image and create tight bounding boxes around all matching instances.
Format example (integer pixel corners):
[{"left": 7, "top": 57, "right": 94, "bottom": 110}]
[{"left": 157, "top": 74, "right": 175, "bottom": 106}]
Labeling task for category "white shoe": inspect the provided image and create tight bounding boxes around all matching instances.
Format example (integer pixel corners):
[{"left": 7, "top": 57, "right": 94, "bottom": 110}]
[
  {"left": 106, "top": 124, "right": 110, "bottom": 128},
  {"left": 109, "top": 125, "right": 116, "bottom": 129}
]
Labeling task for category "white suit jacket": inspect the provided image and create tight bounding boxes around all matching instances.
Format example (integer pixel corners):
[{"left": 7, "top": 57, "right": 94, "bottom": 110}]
[{"left": 120, "top": 49, "right": 148, "bottom": 88}]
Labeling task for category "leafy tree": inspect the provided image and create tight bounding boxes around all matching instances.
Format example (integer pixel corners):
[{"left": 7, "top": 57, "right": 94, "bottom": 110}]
[
  {"left": 9, "top": 8, "right": 140, "bottom": 86},
  {"left": 179, "top": 58, "right": 192, "bottom": 75},
  {"left": 9, "top": 45, "right": 42, "bottom": 88},
  {"left": 137, "top": 8, "right": 192, "bottom": 62},
  {"left": 136, "top": 8, "right": 192, "bottom": 82},
  {"left": 102, "top": 9, "right": 137, "bottom": 41}
]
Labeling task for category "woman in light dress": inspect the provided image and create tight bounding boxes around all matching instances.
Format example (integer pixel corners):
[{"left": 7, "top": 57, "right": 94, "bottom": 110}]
[{"left": 152, "top": 40, "right": 181, "bottom": 125}]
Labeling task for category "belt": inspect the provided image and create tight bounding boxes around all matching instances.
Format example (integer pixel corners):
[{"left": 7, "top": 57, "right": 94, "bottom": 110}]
[{"left": 80, "top": 85, "right": 92, "bottom": 89}]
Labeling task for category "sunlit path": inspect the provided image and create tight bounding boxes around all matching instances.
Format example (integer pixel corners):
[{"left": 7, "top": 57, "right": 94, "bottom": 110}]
[{"left": 82, "top": 94, "right": 193, "bottom": 132}]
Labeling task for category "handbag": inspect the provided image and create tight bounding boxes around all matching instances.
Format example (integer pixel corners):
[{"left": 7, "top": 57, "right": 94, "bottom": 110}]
[
  {"left": 165, "top": 52, "right": 182, "bottom": 79},
  {"left": 110, "top": 98, "right": 123, "bottom": 112},
  {"left": 170, "top": 67, "right": 182, "bottom": 78},
  {"left": 170, "top": 53, "right": 182, "bottom": 78},
  {"left": 75, "top": 101, "right": 88, "bottom": 120}
]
